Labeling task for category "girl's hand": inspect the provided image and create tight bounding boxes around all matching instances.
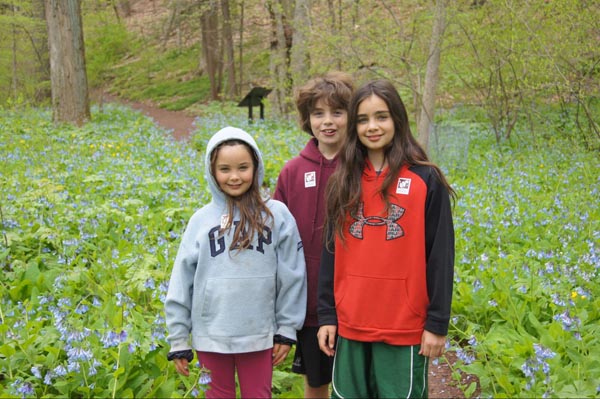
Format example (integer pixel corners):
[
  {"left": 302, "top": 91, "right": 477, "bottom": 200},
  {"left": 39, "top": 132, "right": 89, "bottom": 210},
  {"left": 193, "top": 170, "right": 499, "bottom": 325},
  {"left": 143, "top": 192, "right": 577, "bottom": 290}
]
[
  {"left": 419, "top": 330, "right": 446, "bottom": 359},
  {"left": 272, "top": 343, "right": 291, "bottom": 366},
  {"left": 317, "top": 325, "right": 337, "bottom": 356},
  {"left": 173, "top": 358, "right": 190, "bottom": 376}
]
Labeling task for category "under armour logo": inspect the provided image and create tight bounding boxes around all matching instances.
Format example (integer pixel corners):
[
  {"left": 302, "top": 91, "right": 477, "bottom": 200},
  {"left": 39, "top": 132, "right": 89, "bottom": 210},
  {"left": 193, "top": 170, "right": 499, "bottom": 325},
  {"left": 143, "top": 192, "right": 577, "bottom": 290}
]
[{"left": 349, "top": 202, "right": 405, "bottom": 240}]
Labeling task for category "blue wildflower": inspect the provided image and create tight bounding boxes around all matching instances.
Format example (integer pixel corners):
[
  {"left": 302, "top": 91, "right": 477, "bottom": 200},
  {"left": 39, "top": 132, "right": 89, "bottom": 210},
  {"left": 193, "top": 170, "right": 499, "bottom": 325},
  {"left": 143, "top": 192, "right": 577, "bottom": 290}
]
[
  {"left": 11, "top": 379, "right": 34, "bottom": 397},
  {"left": 75, "top": 304, "right": 89, "bottom": 314},
  {"left": 67, "top": 360, "right": 81, "bottom": 373},
  {"left": 38, "top": 295, "right": 53, "bottom": 305},
  {"left": 199, "top": 370, "right": 212, "bottom": 385},
  {"left": 553, "top": 310, "right": 579, "bottom": 331},
  {"left": 57, "top": 298, "right": 72, "bottom": 308},
  {"left": 542, "top": 361, "right": 551, "bottom": 374},
  {"left": 144, "top": 278, "right": 156, "bottom": 289},
  {"left": 66, "top": 328, "right": 90, "bottom": 343},
  {"left": 67, "top": 346, "right": 93, "bottom": 362},
  {"left": 551, "top": 293, "right": 566, "bottom": 307},
  {"left": 151, "top": 325, "right": 166, "bottom": 341},
  {"left": 53, "top": 364, "right": 67, "bottom": 376},
  {"left": 521, "top": 359, "right": 535, "bottom": 379},
  {"left": 159, "top": 280, "right": 169, "bottom": 294},
  {"left": 31, "top": 366, "right": 42, "bottom": 379},
  {"left": 455, "top": 348, "right": 475, "bottom": 365},
  {"left": 533, "top": 343, "right": 556, "bottom": 361},
  {"left": 101, "top": 330, "right": 128, "bottom": 348}
]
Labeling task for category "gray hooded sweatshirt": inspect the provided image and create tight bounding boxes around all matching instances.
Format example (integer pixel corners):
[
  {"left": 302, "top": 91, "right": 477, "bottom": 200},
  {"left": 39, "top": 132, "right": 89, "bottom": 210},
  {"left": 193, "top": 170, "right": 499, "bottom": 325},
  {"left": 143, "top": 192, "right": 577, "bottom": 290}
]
[{"left": 165, "top": 126, "right": 307, "bottom": 354}]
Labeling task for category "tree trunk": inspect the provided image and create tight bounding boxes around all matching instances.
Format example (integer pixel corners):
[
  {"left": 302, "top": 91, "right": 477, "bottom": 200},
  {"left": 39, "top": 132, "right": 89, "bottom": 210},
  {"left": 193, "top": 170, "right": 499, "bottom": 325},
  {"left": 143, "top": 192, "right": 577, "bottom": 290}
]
[
  {"left": 417, "top": 0, "right": 446, "bottom": 152},
  {"left": 11, "top": 3, "right": 18, "bottom": 99},
  {"left": 44, "top": 0, "right": 90, "bottom": 126},
  {"left": 221, "top": 0, "right": 236, "bottom": 98},
  {"left": 33, "top": 0, "right": 51, "bottom": 102},
  {"left": 238, "top": 0, "right": 244, "bottom": 95},
  {"left": 200, "top": 0, "right": 221, "bottom": 100},
  {"left": 267, "top": 0, "right": 293, "bottom": 116},
  {"left": 118, "top": 0, "right": 132, "bottom": 17},
  {"left": 290, "top": 0, "right": 310, "bottom": 85}
]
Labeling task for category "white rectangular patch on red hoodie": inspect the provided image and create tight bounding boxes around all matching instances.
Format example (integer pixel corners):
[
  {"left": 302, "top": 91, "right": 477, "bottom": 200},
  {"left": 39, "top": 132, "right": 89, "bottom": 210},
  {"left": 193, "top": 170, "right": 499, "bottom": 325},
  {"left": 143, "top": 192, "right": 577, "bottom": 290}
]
[
  {"left": 304, "top": 171, "right": 316, "bottom": 188},
  {"left": 396, "top": 177, "right": 411, "bottom": 195}
]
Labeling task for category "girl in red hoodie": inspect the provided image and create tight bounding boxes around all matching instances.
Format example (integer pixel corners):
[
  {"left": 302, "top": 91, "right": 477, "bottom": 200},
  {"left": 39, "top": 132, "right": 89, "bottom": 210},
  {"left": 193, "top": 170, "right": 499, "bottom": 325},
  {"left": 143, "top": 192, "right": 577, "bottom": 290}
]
[{"left": 317, "top": 79, "right": 455, "bottom": 398}]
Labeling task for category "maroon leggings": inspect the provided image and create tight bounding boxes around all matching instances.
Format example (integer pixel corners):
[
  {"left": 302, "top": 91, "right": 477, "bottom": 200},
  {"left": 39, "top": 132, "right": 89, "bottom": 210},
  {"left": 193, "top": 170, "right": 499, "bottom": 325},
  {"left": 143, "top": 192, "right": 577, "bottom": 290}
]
[{"left": 197, "top": 349, "right": 273, "bottom": 398}]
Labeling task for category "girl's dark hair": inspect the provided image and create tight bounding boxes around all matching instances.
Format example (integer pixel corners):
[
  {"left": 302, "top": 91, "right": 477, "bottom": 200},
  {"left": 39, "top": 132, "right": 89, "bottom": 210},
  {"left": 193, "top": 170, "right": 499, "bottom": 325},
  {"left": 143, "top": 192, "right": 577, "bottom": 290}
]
[
  {"left": 295, "top": 71, "right": 354, "bottom": 135},
  {"left": 210, "top": 139, "right": 273, "bottom": 252},
  {"left": 325, "top": 79, "right": 456, "bottom": 244}
]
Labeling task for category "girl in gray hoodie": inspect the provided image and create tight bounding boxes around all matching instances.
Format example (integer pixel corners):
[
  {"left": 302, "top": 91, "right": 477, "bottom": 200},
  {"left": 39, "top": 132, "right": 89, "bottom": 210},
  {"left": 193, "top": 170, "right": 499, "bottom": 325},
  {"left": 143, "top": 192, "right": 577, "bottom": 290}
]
[{"left": 165, "top": 127, "right": 307, "bottom": 398}]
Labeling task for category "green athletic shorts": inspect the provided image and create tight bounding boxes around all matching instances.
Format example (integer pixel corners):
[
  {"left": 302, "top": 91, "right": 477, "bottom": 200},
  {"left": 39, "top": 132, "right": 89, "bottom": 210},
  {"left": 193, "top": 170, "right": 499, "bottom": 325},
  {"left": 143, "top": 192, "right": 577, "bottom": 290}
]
[{"left": 331, "top": 337, "right": 428, "bottom": 398}]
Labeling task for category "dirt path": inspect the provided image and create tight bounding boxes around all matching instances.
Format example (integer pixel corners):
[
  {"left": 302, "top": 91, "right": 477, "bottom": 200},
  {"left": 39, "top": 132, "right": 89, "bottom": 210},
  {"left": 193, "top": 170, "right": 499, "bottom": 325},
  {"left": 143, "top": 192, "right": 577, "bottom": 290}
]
[
  {"left": 95, "top": 91, "right": 197, "bottom": 142},
  {"left": 96, "top": 93, "right": 473, "bottom": 399}
]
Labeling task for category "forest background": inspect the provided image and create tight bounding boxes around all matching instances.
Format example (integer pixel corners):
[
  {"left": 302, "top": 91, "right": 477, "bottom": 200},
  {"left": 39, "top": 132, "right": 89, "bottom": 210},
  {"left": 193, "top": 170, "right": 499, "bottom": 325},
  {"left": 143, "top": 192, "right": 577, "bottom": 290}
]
[
  {"left": 1, "top": 0, "right": 599, "bottom": 149},
  {"left": 1, "top": 0, "right": 599, "bottom": 398}
]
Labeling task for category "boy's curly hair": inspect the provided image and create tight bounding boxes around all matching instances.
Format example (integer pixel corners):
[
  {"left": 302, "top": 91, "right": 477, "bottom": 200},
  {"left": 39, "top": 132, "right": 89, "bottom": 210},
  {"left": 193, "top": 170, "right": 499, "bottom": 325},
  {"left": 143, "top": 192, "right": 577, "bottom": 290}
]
[{"left": 295, "top": 71, "right": 354, "bottom": 136}]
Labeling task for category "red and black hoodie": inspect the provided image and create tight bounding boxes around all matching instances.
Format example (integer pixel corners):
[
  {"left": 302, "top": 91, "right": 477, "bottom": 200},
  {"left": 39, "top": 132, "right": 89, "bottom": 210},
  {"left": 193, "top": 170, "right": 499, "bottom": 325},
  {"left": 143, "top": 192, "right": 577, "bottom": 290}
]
[{"left": 318, "top": 161, "right": 454, "bottom": 345}]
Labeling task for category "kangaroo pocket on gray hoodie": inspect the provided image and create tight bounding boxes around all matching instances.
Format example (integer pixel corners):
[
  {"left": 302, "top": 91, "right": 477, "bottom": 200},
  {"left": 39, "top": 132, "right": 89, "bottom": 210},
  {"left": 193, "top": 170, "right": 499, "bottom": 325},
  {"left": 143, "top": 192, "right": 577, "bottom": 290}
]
[{"left": 197, "top": 276, "right": 276, "bottom": 337}]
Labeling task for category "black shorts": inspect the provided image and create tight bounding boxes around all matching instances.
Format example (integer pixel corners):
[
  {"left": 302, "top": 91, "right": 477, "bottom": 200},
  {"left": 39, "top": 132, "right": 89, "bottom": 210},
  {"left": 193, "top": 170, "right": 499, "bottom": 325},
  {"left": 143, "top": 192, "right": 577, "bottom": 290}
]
[{"left": 292, "top": 326, "right": 334, "bottom": 388}]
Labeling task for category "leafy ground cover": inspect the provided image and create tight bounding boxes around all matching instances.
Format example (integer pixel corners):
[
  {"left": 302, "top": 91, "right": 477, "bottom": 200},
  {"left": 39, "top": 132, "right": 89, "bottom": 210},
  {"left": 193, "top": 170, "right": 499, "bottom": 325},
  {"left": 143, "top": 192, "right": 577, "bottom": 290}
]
[{"left": 1, "top": 106, "right": 598, "bottom": 398}]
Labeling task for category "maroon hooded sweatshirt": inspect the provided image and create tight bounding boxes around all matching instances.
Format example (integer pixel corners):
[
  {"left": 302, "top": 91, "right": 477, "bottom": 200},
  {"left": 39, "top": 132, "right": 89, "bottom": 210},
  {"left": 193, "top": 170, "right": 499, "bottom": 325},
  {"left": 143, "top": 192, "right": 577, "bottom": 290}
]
[{"left": 273, "top": 138, "right": 338, "bottom": 327}]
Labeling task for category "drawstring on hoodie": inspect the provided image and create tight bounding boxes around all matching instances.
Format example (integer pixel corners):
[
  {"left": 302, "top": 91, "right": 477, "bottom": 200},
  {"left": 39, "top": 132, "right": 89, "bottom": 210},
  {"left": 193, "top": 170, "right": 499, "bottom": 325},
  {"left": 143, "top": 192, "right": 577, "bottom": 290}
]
[{"left": 309, "top": 156, "right": 324, "bottom": 244}]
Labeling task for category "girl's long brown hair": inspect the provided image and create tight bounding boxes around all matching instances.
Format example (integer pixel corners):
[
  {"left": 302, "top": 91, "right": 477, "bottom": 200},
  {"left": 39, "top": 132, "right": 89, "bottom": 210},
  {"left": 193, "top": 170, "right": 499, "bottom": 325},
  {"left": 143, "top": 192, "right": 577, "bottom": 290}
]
[
  {"left": 210, "top": 140, "right": 273, "bottom": 252},
  {"left": 325, "top": 79, "right": 456, "bottom": 245}
]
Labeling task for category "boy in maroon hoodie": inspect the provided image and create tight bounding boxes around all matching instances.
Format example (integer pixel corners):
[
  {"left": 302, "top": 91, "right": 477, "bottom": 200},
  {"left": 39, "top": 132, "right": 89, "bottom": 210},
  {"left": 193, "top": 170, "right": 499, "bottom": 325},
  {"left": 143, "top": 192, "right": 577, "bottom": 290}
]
[{"left": 273, "top": 72, "right": 353, "bottom": 398}]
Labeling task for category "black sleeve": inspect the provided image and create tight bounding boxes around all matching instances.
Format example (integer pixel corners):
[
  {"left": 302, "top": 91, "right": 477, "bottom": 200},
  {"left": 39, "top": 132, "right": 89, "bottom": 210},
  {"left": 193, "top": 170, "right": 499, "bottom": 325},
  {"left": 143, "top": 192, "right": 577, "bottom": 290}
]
[
  {"left": 274, "top": 334, "right": 296, "bottom": 345},
  {"left": 167, "top": 349, "right": 194, "bottom": 362},
  {"left": 422, "top": 168, "right": 455, "bottom": 336},
  {"left": 317, "top": 226, "right": 337, "bottom": 326}
]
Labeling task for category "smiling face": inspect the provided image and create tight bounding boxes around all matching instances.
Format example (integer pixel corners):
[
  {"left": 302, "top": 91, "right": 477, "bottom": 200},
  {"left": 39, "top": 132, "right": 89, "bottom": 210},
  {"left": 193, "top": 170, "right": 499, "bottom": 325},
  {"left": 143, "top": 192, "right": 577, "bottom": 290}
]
[
  {"left": 310, "top": 99, "right": 348, "bottom": 158},
  {"left": 356, "top": 94, "right": 395, "bottom": 159},
  {"left": 213, "top": 143, "right": 255, "bottom": 198}
]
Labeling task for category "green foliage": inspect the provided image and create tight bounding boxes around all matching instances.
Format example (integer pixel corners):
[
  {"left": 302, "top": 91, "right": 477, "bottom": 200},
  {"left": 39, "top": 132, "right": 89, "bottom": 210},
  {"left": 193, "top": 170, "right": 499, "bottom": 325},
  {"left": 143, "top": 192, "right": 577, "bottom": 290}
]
[
  {"left": 85, "top": 19, "right": 133, "bottom": 89},
  {"left": 0, "top": 3, "right": 49, "bottom": 106},
  {"left": 2, "top": 0, "right": 598, "bottom": 149},
  {"left": 1, "top": 102, "right": 599, "bottom": 397},
  {"left": 107, "top": 45, "right": 212, "bottom": 112},
  {"left": 445, "top": 122, "right": 599, "bottom": 397},
  {"left": 443, "top": 0, "right": 599, "bottom": 145},
  {"left": 0, "top": 105, "right": 203, "bottom": 397}
]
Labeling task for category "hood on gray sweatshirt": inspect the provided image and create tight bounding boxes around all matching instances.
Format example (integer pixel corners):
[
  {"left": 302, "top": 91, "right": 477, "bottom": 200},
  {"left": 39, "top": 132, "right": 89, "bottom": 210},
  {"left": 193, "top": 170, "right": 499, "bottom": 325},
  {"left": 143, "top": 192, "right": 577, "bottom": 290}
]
[
  {"left": 164, "top": 126, "right": 307, "bottom": 355},
  {"left": 204, "top": 126, "right": 265, "bottom": 207}
]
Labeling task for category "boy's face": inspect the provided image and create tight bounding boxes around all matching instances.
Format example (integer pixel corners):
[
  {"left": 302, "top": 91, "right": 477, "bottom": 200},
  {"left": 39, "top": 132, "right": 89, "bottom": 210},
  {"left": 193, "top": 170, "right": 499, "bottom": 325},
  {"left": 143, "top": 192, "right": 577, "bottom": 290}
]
[{"left": 309, "top": 99, "right": 348, "bottom": 156}]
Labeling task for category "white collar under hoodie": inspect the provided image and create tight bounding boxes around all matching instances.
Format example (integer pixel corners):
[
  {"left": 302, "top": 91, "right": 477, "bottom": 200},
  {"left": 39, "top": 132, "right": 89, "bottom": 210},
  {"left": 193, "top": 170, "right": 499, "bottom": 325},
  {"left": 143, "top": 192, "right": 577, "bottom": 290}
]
[{"left": 164, "top": 126, "right": 307, "bottom": 354}]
